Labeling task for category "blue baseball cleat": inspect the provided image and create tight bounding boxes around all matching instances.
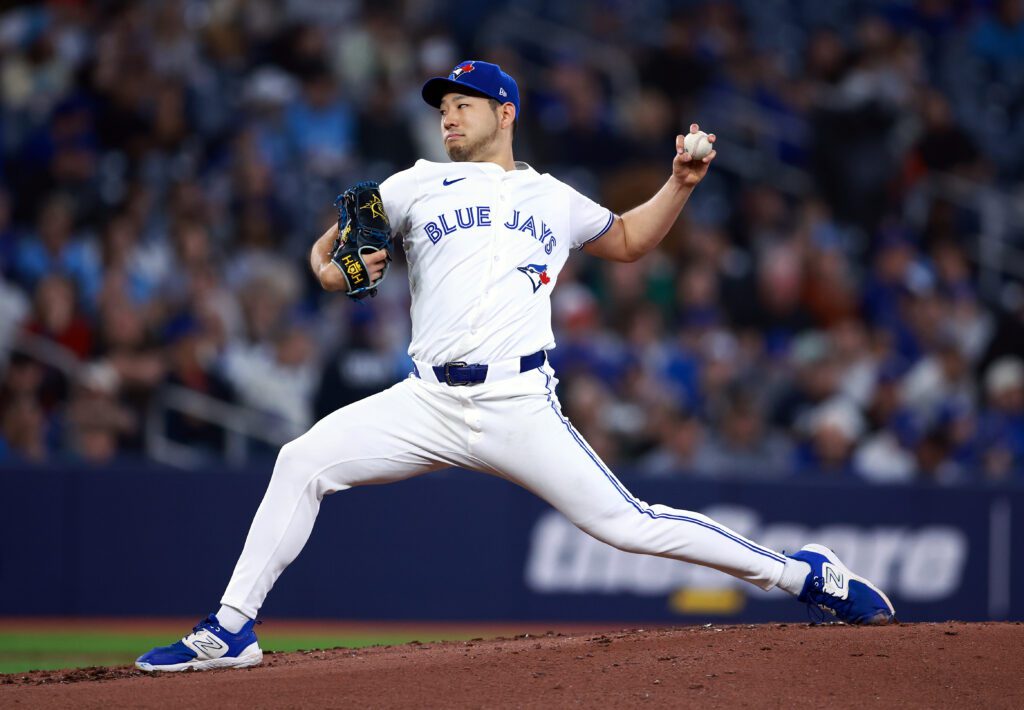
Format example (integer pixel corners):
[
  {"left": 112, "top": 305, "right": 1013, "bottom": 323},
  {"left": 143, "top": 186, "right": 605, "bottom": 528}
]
[
  {"left": 135, "top": 614, "right": 262, "bottom": 672},
  {"left": 789, "top": 544, "right": 896, "bottom": 625}
]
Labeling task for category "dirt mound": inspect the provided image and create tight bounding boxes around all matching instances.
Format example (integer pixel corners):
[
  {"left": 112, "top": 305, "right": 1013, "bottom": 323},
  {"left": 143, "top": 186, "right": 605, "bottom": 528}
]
[{"left": 2, "top": 622, "right": 1021, "bottom": 708}]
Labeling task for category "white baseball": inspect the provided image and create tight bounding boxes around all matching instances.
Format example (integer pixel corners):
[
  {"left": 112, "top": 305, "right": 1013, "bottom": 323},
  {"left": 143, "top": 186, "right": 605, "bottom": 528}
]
[{"left": 683, "top": 130, "right": 712, "bottom": 160}]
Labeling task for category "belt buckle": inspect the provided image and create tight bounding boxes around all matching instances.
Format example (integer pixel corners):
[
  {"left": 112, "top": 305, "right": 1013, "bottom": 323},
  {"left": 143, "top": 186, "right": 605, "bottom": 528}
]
[{"left": 444, "top": 361, "right": 469, "bottom": 386}]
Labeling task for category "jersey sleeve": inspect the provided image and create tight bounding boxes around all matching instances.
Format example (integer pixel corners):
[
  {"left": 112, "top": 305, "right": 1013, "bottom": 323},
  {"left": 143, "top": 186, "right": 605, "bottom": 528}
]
[
  {"left": 566, "top": 183, "right": 615, "bottom": 250},
  {"left": 379, "top": 165, "right": 419, "bottom": 238}
]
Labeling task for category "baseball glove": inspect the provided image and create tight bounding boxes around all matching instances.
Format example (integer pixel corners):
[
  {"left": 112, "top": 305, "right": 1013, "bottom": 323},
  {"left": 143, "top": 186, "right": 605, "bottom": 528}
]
[{"left": 330, "top": 181, "right": 392, "bottom": 300}]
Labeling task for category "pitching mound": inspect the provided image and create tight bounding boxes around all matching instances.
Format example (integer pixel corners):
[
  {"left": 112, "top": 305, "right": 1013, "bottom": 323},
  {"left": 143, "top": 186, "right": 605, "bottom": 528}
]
[{"left": 2, "top": 622, "right": 1021, "bottom": 708}]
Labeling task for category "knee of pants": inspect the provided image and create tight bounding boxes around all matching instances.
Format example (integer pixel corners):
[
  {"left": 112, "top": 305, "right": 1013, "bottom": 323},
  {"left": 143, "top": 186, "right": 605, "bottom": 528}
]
[
  {"left": 577, "top": 510, "right": 649, "bottom": 555},
  {"left": 274, "top": 434, "right": 366, "bottom": 495},
  {"left": 271, "top": 438, "right": 341, "bottom": 498},
  {"left": 273, "top": 439, "right": 314, "bottom": 482}
]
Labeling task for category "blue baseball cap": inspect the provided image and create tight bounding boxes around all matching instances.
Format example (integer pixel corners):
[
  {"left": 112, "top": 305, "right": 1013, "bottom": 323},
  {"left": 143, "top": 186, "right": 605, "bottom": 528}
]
[{"left": 422, "top": 60, "right": 520, "bottom": 116}]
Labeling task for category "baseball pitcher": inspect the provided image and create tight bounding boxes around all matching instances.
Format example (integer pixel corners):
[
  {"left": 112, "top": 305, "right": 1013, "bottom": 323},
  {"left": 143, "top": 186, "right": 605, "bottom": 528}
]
[{"left": 137, "top": 60, "right": 894, "bottom": 672}]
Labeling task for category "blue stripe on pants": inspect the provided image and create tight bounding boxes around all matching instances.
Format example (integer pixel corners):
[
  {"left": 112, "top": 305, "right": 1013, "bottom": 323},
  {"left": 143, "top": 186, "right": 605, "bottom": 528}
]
[{"left": 540, "top": 371, "right": 787, "bottom": 565}]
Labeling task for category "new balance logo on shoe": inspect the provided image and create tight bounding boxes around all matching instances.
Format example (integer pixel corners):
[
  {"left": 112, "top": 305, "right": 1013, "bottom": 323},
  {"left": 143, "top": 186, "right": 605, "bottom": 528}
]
[
  {"left": 188, "top": 631, "right": 226, "bottom": 655},
  {"left": 822, "top": 563, "right": 849, "bottom": 599}
]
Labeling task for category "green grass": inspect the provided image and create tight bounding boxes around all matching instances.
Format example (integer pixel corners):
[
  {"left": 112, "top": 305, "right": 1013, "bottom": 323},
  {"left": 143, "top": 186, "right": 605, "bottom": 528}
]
[{"left": 0, "top": 629, "right": 482, "bottom": 675}]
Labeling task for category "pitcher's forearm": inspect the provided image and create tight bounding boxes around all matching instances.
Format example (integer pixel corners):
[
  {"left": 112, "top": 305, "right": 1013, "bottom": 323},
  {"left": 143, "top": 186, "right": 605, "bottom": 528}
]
[
  {"left": 619, "top": 178, "right": 694, "bottom": 260},
  {"left": 310, "top": 224, "right": 345, "bottom": 291}
]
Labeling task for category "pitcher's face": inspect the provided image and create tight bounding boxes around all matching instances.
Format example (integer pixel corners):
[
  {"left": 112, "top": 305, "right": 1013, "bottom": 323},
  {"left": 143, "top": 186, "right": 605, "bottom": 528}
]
[{"left": 439, "top": 93, "right": 501, "bottom": 162}]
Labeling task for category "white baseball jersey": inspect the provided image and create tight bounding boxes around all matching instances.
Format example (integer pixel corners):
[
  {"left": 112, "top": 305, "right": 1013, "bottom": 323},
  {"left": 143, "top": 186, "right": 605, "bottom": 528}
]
[{"left": 380, "top": 160, "right": 614, "bottom": 365}]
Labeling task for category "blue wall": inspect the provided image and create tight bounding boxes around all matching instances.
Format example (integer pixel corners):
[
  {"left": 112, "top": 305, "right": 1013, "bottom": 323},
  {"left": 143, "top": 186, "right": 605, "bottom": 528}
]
[{"left": 2, "top": 465, "right": 1020, "bottom": 623}]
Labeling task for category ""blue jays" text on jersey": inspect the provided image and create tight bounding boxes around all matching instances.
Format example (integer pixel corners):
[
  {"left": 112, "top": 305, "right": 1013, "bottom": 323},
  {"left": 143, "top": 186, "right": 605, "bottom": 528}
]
[{"left": 424, "top": 206, "right": 557, "bottom": 254}]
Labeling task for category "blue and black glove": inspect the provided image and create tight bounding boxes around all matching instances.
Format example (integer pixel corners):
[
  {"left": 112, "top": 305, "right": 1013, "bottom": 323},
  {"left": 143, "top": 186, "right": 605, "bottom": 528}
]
[{"left": 330, "top": 181, "right": 392, "bottom": 300}]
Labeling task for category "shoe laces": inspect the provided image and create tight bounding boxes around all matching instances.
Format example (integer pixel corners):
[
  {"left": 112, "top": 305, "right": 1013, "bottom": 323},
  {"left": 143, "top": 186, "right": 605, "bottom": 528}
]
[
  {"left": 192, "top": 614, "right": 220, "bottom": 634},
  {"left": 191, "top": 615, "right": 261, "bottom": 636}
]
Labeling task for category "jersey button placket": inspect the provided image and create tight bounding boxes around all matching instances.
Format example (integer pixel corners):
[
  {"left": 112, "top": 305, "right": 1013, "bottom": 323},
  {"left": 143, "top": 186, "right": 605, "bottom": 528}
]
[
  {"left": 484, "top": 186, "right": 505, "bottom": 311},
  {"left": 458, "top": 190, "right": 485, "bottom": 455},
  {"left": 466, "top": 181, "right": 502, "bottom": 345}
]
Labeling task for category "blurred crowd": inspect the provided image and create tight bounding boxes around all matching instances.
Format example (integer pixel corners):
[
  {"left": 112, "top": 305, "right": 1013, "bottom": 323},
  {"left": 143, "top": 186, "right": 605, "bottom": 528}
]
[{"left": 1, "top": 0, "right": 1023, "bottom": 484}]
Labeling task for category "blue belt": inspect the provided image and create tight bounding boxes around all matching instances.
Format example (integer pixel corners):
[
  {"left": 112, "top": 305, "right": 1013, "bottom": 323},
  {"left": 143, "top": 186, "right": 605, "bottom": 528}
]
[{"left": 432, "top": 350, "right": 547, "bottom": 387}]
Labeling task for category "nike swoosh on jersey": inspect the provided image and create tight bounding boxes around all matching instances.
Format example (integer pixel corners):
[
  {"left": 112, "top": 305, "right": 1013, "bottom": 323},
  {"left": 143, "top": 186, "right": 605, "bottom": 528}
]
[{"left": 442, "top": 177, "right": 466, "bottom": 186}]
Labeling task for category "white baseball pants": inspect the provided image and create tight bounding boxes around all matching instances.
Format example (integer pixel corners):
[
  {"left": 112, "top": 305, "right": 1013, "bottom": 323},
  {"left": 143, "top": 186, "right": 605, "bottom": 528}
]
[{"left": 221, "top": 364, "right": 789, "bottom": 618}]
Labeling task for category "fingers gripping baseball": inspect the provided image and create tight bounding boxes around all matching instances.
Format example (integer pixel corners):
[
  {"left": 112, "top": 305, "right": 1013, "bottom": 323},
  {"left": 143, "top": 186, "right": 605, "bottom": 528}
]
[{"left": 673, "top": 123, "right": 716, "bottom": 188}]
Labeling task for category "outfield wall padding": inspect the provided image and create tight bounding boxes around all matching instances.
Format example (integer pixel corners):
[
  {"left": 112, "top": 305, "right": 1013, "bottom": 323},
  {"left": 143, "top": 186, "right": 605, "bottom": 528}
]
[{"left": 2, "top": 465, "right": 1020, "bottom": 622}]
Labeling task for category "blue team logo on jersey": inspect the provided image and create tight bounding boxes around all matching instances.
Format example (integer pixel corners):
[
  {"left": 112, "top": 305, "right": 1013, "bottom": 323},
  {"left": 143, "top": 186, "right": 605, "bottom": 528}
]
[{"left": 517, "top": 263, "right": 551, "bottom": 293}]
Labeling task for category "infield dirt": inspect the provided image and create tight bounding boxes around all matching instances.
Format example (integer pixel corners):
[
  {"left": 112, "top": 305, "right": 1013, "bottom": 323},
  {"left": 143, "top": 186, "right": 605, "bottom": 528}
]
[{"left": 2, "top": 621, "right": 1020, "bottom": 708}]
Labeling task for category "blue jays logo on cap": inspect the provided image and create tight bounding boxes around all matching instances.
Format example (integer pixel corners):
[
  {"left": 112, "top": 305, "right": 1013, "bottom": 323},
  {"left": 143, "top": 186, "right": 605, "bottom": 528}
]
[
  {"left": 450, "top": 62, "right": 476, "bottom": 80},
  {"left": 422, "top": 60, "right": 521, "bottom": 116}
]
